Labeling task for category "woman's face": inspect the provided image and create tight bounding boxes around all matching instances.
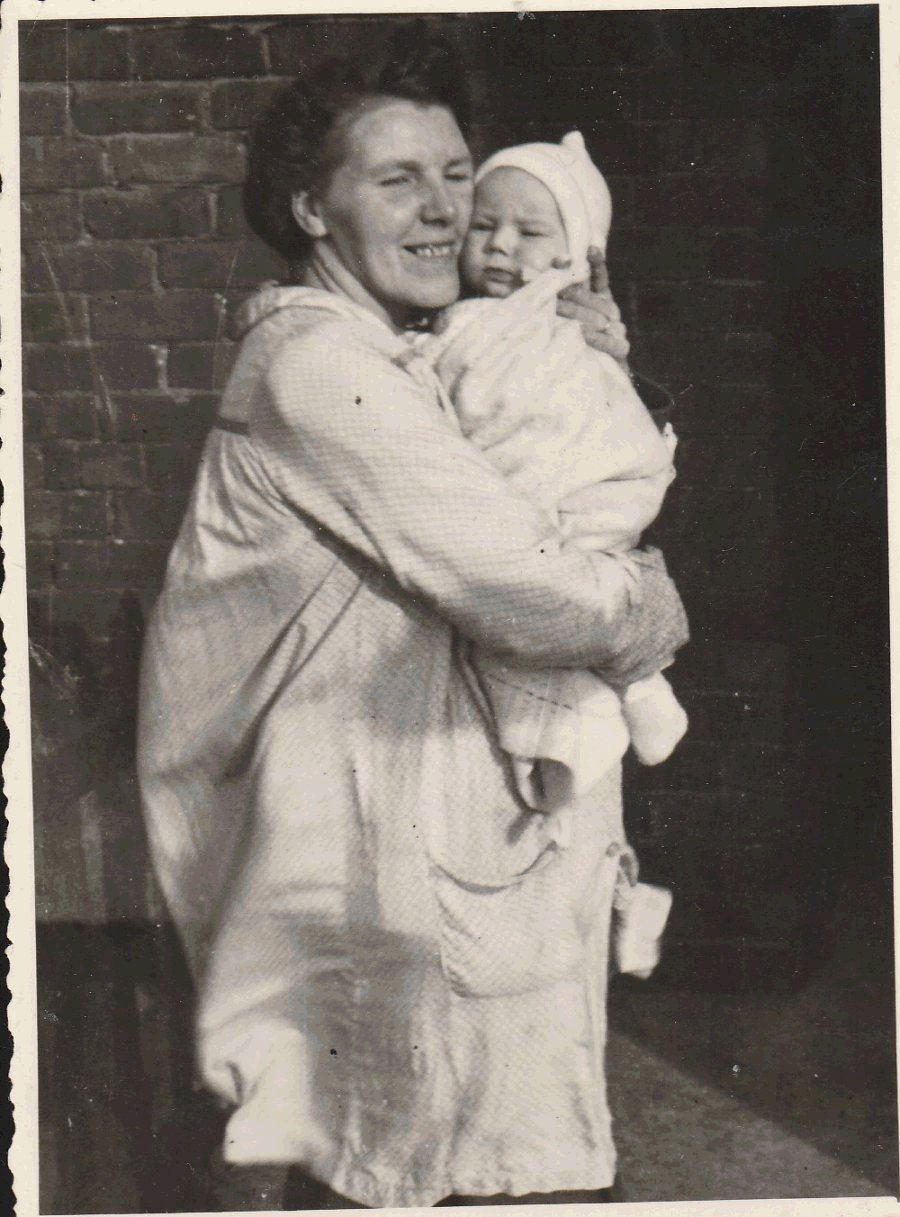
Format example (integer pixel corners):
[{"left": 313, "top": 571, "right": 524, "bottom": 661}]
[{"left": 308, "top": 98, "right": 474, "bottom": 327}]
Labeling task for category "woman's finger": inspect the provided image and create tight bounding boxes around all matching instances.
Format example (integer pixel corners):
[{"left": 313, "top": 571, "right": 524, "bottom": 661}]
[
  {"left": 557, "top": 283, "right": 621, "bottom": 325},
  {"left": 587, "top": 246, "right": 610, "bottom": 295},
  {"left": 620, "top": 845, "right": 640, "bottom": 886}
]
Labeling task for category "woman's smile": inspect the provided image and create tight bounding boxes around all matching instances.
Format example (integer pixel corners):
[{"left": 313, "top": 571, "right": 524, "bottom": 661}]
[{"left": 404, "top": 240, "right": 460, "bottom": 261}]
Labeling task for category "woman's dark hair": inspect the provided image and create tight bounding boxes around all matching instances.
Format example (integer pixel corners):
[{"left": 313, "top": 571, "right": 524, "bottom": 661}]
[{"left": 243, "top": 22, "right": 471, "bottom": 263}]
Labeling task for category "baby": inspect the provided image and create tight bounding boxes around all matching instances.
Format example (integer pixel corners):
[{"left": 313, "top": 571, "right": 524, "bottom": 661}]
[{"left": 418, "top": 131, "right": 689, "bottom": 818}]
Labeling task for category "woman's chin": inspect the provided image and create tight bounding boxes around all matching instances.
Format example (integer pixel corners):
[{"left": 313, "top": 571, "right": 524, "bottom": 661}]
[{"left": 403, "top": 273, "right": 462, "bottom": 312}]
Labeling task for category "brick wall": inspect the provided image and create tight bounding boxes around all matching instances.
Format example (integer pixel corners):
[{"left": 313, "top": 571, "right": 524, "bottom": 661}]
[{"left": 21, "top": 10, "right": 885, "bottom": 989}]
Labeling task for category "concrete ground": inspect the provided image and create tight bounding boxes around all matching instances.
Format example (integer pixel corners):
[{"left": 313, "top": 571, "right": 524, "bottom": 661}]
[{"left": 607, "top": 877, "right": 897, "bottom": 1203}]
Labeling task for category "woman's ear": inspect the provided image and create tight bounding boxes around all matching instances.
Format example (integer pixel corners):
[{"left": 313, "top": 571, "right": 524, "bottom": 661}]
[{"left": 291, "top": 190, "right": 328, "bottom": 239}]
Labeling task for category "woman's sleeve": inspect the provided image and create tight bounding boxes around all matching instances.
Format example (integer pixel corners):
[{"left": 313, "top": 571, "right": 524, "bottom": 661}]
[{"left": 254, "top": 322, "right": 687, "bottom": 673}]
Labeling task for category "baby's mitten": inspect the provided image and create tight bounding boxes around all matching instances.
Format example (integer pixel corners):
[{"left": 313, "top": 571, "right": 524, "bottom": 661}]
[
  {"left": 614, "top": 880, "right": 673, "bottom": 979},
  {"left": 623, "top": 671, "right": 688, "bottom": 765}
]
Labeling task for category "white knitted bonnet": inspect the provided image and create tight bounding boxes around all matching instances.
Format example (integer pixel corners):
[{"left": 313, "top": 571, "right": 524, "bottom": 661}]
[{"left": 474, "top": 131, "right": 613, "bottom": 277}]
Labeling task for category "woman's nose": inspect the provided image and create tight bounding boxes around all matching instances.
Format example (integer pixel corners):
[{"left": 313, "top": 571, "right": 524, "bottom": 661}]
[{"left": 420, "top": 179, "right": 456, "bottom": 225}]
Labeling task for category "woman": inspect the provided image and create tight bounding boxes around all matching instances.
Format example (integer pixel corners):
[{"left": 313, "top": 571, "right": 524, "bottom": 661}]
[{"left": 138, "top": 29, "right": 687, "bottom": 1209}]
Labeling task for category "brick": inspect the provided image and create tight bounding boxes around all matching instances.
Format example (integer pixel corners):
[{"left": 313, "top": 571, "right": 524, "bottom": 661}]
[
  {"left": 23, "top": 398, "right": 43, "bottom": 443},
  {"left": 26, "top": 490, "right": 108, "bottom": 540},
  {"left": 72, "top": 84, "right": 202, "bottom": 136},
  {"left": 158, "top": 239, "right": 284, "bottom": 289},
  {"left": 24, "top": 345, "right": 93, "bottom": 393},
  {"left": 132, "top": 24, "right": 265, "bottom": 81},
  {"left": 83, "top": 188, "right": 209, "bottom": 239},
  {"left": 267, "top": 17, "right": 387, "bottom": 75},
  {"left": 567, "top": 123, "right": 689, "bottom": 177},
  {"left": 42, "top": 441, "right": 81, "bottom": 490},
  {"left": 681, "top": 61, "right": 776, "bottom": 120},
  {"left": 671, "top": 890, "right": 806, "bottom": 946},
  {"left": 112, "top": 393, "right": 219, "bottom": 444},
  {"left": 94, "top": 344, "right": 162, "bottom": 391},
  {"left": 629, "top": 786, "right": 781, "bottom": 851},
  {"left": 113, "top": 492, "right": 189, "bottom": 541},
  {"left": 210, "top": 79, "right": 286, "bottom": 130},
  {"left": 168, "top": 342, "right": 237, "bottom": 390},
  {"left": 19, "top": 24, "right": 129, "bottom": 82},
  {"left": 41, "top": 590, "right": 124, "bottom": 638},
  {"left": 109, "top": 135, "right": 246, "bottom": 186},
  {"left": 630, "top": 331, "right": 775, "bottom": 390},
  {"left": 676, "top": 640, "right": 789, "bottom": 694},
  {"left": 91, "top": 293, "right": 221, "bottom": 341},
  {"left": 26, "top": 541, "right": 55, "bottom": 586},
  {"left": 145, "top": 443, "right": 203, "bottom": 494},
  {"left": 54, "top": 540, "right": 108, "bottom": 587},
  {"left": 214, "top": 184, "right": 247, "bottom": 236},
  {"left": 686, "top": 691, "right": 787, "bottom": 744},
  {"left": 106, "top": 540, "right": 172, "bottom": 587},
  {"left": 704, "top": 587, "right": 787, "bottom": 646},
  {"left": 526, "top": 71, "right": 633, "bottom": 126},
  {"left": 651, "top": 940, "right": 746, "bottom": 992},
  {"left": 677, "top": 436, "right": 783, "bottom": 495},
  {"left": 544, "top": 10, "right": 675, "bottom": 67},
  {"left": 24, "top": 395, "right": 99, "bottom": 442},
  {"left": 636, "top": 283, "right": 771, "bottom": 331},
  {"left": 709, "top": 232, "right": 770, "bottom": 281},
  {"left": 22, "top": 245, "right": 155, "bottom": 294},
  {"left": 610, "top": 227, "right": 717, "bottom": 281},
  {"left": 629, "top": 66, "right": 684, "bottom": 121},
  {"left": 604, "top": 176, "right": 635, "bottom": 228},
  {"left": 79, "top": 445, "right": 145, "bottom": 490},
  {"left": 21, "top": 193, "right": 81, "bottom": 241},
  {"left": 691, "top": 120, "right": 769, "bottom": 175},
  {"left": 467, "top": 15, "right": 553, "bottom": 77},
  {"left": 633, "top": 174, "right": 770, "bottom": 228},
  {"left": 21, "top": 138, "right": 107, "bottom": 190},
  {"left": 20, "top": 85, "right": 69, "bottom": 136},
  {"left": 24, "top": 443, "right": 45, "bottom": 489},
  {"left": 21, "top": 295, "right": 83, "bottom": 344},
  {"left": 684, "top": 383, "right": 777, "bottom": 439}
]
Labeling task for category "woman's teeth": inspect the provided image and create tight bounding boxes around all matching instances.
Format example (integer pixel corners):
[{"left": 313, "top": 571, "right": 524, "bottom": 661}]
[{"left": 407, "top": 243, "right": 455, "bottom": 259}]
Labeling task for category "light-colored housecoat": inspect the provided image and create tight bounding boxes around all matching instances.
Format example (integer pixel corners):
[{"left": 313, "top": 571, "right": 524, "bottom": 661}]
[{"left": 138, "top": 286, "right": 680, "bottom": 1207}]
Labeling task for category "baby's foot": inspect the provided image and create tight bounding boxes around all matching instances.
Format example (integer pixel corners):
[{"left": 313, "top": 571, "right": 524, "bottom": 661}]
[{"left": 623, "top": 674, "right": 688, "bottom": 765}]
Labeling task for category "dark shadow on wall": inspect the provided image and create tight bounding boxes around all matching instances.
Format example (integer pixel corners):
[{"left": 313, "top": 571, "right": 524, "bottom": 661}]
[{"left": 612, "top": 4, "right": 895, "bottom": 1197}]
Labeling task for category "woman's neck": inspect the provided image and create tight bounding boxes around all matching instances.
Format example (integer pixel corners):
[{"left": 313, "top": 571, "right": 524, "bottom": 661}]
[{"left": 298, "top": 243, "right": 406, "bottom": 334}]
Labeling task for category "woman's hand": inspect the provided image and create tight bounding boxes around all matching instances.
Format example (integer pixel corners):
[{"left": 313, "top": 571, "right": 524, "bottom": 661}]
[{"left": 556, "top": 247, "right": 630, "bottom": 365}]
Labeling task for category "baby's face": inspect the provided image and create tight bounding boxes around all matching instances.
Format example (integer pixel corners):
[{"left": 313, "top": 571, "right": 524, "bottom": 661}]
[{"left": 460, "top": 167, "right": 569, "bottom": 298}]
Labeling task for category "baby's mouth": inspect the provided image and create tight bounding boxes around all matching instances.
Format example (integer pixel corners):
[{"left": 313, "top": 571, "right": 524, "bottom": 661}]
[{"left": 483, "top": 267, "right": 519, "bottom": 285}]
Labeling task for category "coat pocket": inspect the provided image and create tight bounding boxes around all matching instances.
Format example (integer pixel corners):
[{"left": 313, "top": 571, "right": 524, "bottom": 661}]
[{"left": 431, "top": 841, "right": 612, "bottom": 998}]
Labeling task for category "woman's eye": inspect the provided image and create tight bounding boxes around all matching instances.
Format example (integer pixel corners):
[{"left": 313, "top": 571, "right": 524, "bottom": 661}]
[
  {"left": 445, "top": 171, "right": 472, "bottom": 183},
  {"left": 521, "top": 229, "right": 549, "bottom": 239},
  {"left": 470, "top": 219, "right": 493, "bottom": 231},
  {"left": 380, "top": 175, "right": 410, "bottom": 187}
]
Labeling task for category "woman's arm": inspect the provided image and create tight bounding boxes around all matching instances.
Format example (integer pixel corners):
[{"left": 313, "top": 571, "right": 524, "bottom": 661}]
[{"left": 254, "top": 322, "right": 687, "bottom": 675}]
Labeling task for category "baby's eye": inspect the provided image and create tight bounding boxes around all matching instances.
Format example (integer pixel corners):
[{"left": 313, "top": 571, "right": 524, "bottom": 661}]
[
  {"left": 380, "top": 174, "right": 411, "bottom": 187},
  {"left": 445, "top": 170, "right": 472, "bottom": 183},
  {"left": 521, "top": 229, "right": 551, "bottom": 239},
  {"left": 470, "top": 218, "right": 493, "bottom": 231}
]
